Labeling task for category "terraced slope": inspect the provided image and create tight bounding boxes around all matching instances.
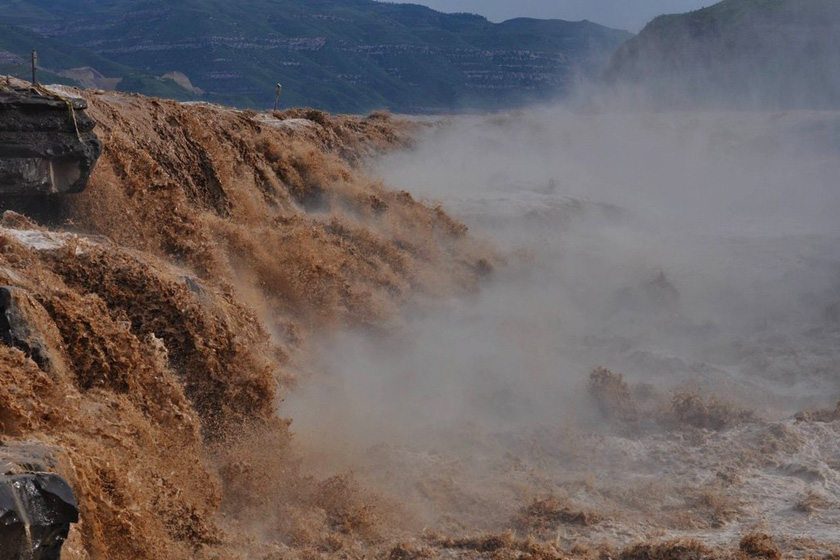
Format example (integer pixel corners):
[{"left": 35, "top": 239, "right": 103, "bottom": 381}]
[{"left": 1, "top": 0, "right": 631, "bottom": 112}]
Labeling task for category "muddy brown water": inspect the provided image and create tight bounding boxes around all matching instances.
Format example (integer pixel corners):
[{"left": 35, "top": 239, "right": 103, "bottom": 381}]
[{"left": 1, "top": 91, "right": 839, "bottom": 559}]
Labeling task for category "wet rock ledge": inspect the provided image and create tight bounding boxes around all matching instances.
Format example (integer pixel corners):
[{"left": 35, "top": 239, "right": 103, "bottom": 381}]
[
  {"left": 0, "top": 443, "right": 78, "bottom": 560},
  {"left": 0, "top": 282, "right": 78, "bottom": 558},
  {"left": 0, "top": 82, "right": 101, "bottom": 195}
]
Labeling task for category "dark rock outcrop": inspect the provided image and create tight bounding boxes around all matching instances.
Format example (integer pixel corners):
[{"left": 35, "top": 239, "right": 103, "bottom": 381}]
[
  {"left": 0, "top": 443, "right": 78, "bottom": 560},
  {"left": 0, "top": 83, "right": 101, "bottom": 194},
  {"left": 0, "top": 286, "right": 66, "bottom": 377}
]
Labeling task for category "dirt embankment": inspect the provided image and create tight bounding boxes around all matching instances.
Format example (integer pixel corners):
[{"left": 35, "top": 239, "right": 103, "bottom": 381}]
[{"left": 0, "top": 91, "right": 495, "bottom": 559}]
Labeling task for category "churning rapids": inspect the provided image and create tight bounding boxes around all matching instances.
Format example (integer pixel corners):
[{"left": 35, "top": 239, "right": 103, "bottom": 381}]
[
  {"left": 1, "top": 83, "right": 839, "bottom": 559},
  {"left": 288, "top": 108, "right": 840, "bottom": 558}
]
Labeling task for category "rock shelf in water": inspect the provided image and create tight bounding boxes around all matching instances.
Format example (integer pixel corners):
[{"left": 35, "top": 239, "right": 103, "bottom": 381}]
[
  {"left": 0, "top": 443, "right": 78, "bottom": 560},
  {"left": 0, "top": 82, "right": 101, "bottom": 195}
]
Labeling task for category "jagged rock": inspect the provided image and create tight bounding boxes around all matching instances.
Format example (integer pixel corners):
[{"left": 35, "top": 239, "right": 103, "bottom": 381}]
[
  {"left": 0, "top": 286, "right": 67, "bottom": 377},
  {"left": 611, "top": 270, "right": 681, "bottom": 320},
  {"left": 824, "top": 301, "right": 840, "bottom": 323},
  {"left": 0, "top": 83, "right": 101, "bottom": 194},
  {"left": 182, "top": 275, "right": 209, "bottom": 301},
  {"left": 641, "top": 270, "right": 681, "bottom": 310},
  {"left": 0, "top": 443, "right": 78, "bottom": 560}
]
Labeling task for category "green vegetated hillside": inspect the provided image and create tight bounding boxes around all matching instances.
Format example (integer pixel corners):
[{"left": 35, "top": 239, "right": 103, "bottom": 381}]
[
  {"left": 606, "top": 0, "right": 840, "bottom": 108},
  {"left": 0, "top": 0, "right": 631, "bottom": 112},
  {"left": 0, "top": 22, "right": 196, "bottom": 98}
]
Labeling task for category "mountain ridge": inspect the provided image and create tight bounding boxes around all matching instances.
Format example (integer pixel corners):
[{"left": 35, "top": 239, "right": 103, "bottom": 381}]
[
  {"left": 0, "top": 0, "right": 632, "bottom": 112},
  {"left": 0, "top": 21, "right": 198, "bottom": 98},
  {"left": 605, "top": 0, "right": 840, "bottom": 109}
]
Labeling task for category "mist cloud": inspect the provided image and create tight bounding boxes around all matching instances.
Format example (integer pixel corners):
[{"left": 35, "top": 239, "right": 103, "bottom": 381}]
[{"left": 283, "top": 106, "right": 840, "bottom": 455}]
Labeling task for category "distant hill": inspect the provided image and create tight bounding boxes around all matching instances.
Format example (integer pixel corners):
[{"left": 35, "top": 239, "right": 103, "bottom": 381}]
[
  {"left": 605, "top": 0, "right": 840, "bottom": 109},
  {"left": 0, "top": 22, "right": 197, "bottom": 98},
  {"left": 0, "top": 0, "right": 631, "bottom": 112}
]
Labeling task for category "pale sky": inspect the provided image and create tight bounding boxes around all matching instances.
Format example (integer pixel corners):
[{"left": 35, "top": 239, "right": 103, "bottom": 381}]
[{"left": 381, "top": 0, "right": 715, "bottom": 32}]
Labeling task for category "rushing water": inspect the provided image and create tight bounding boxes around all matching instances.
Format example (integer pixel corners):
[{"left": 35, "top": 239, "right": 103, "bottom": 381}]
[{"left": 284, "top": 108, "right": 840, "bottom": 550}]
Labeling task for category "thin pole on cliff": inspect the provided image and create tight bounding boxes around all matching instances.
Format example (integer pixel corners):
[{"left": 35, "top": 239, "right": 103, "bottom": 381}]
[
  {"left": 274, "top": 82, "right": 282, "bottom": 111},
  {"left": 31, "top": 50, "right": 38, "bottom": 85}
]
